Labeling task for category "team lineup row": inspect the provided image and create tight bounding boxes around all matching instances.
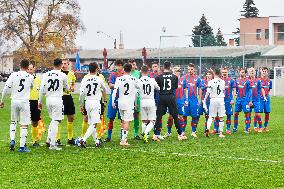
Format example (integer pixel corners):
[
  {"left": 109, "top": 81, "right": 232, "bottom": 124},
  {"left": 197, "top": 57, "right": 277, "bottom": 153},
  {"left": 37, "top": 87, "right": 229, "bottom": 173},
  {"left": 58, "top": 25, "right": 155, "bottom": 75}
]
[{"left": 0, "top": 59, "right": 272, "bottom": 152}]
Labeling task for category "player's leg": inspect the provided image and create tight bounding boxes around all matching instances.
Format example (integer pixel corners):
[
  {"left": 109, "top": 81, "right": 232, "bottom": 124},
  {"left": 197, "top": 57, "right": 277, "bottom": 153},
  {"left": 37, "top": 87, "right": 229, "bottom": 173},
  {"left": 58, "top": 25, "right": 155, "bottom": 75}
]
[
  {"left": 143, "top": 106, "right": 156, "bottom": 143},
  {"left": 106, "top": 99, "right": 118, "bottom": 141},
  {"left": 252, "top": 101, "right": 262, "bottom": 132},
  {"left": 213, "top": 116, "right": 220, "bottom": 134},
  {"left": 205, "top": 100, "right": 216, "bottom": 137},
  {"left": 30, "top": 100, "right": 41, "bottom": 146},
  {"left": 48, "top": 101, "right": 64, "bottom": 150},
  {"left": 166, "top": 115, "right": 173, "bottom": 137},
  {"left": 218, "top": 101, "right": 226, "bottom": 138},
  {"left": 225, "top": 101, "right": 233, "bottom": 134},
  {"left": 66, "top": 95, "right": 76, "bottom": 145},
  {"left": 18, "top": 101, "right": 32, "bottom": 152},
  {"left": 9, "top": 101, "right": 18, "bottom": 151},
  {"left": 120, "top": 109, "right": 134, "bottom": 146},
  {"left": 263, "top": 98, "right": 271, "bottom": 132},
  {"left": 243, "top": 101, "right": 251, "bottom": 134},
  {"left": 153, "top": 97, "right": 167, "bottom": 141},
  {"left": 133, "top": 97, "right": 140, "bottom": 139},
  {"left": 190, "top": 98, "right": 200, "bottom": 138},
  {"left": 233, "top": 100, "right": 242, "bottom": 132},
  {"left": 167, "top": 96, "right": 187, "bottom": 140}
]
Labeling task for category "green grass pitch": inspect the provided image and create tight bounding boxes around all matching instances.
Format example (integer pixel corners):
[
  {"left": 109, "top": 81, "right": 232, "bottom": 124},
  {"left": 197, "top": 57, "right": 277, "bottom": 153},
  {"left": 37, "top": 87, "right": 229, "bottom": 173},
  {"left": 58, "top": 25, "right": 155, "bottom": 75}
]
[{"left": 0, "top": 95, "right": 283, "bottom": 188}]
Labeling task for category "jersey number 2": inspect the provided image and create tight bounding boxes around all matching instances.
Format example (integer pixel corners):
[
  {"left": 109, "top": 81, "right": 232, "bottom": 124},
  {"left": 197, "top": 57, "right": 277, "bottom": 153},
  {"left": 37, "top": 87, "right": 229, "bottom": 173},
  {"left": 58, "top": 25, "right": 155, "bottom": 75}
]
[{"left": 124, "top": 83, "right": 130, "bottom": 95}]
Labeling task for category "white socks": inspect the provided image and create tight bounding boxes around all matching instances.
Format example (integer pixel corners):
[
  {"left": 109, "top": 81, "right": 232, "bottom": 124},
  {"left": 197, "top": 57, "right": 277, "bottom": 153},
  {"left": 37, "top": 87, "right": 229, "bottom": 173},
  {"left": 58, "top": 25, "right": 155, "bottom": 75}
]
[
  {"left": 48, "top": 120, "right": 59, "bottom": 146},
  {"left": 10, "top": 121, "right": 16, "bottom": 141},
  {"left": 121, "top": 129, "right": 128, "bottom": 141},
  {"left": 83, "top": 124, "right": 96, "bottom": 142},
  {"left": 207, "top": 117, "right": 214, "bottom": 130},
  {"left": 219, "top": 120, "right": 224, "bottom": 132},
  {"left": 145, "top": 121, "right": 154, "bottom": 136},
  {"left": 20, "top": 127, "right": 28, "bottom": 148},
  {"left": 142, "top": 122, "right": 147, "bottom": 134}
]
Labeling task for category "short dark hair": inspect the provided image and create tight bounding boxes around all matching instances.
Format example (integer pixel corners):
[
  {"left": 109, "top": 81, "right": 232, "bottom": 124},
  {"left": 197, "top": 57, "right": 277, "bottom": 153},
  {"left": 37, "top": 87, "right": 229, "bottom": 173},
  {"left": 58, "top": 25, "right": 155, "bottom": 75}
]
[
  {"left": 262, "top": 67, "right": 268, "bottom": 71},
  {"left": 163, "top": 61, "right": 171, "bottom": 70},
  {"left": 128, "top": 59, "right": 135, "bottom": 63},
  {"left": 188, "top": 63, "right": 194, "bottom": 68},
  {"left": 214, "top": 68, "right": 221, "bottom": 76},
  {"left": 141, "top": 65, "right": 149, "bottom": 74},
  {"left": 115, "top": 59, "right": 124, "bottom": 66},
  {"left": 151, "top": 61, "right": 158, "bottom": 66},
  {"left": 124, "top": 63, "right": 132, "bottom": 73},
  {"left": 53, "top": 58, "right": 62, "bottom": 67},
  {"left": 89, "top": 62, "right": 98, "bottom": 73},
  {"left": 20, "top": 59, "right": 30, "bottom": 69}
]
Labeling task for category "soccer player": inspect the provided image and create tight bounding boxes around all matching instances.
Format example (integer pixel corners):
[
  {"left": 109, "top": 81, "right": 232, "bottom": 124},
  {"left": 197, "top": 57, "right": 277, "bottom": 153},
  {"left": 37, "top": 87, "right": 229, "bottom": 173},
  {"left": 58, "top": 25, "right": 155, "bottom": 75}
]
[
  {"left": 38, "top": 58, "right": 69, "bottom": 150},
  {"left": 137, "top": 65, "right": 160, "bottom": 143},
  {"left": 259, "top": 67, "right": 272, "bottom": 132},
  {"left": 199, "top": 70, "right": 214, "bottom": 132},
  {"left": 153, "top": 61, "right": 187, "bottom": 141},
  {"left": 112, "top": 63, "right": 139, "bottom": 146},
  {"left": 248, "top": 67, "right": 266, "bottom": 132},
  {"left": 27, "top": 63, "right": 42, "bottom": 146},
  {"left": 57, "top": 59, "right": 76, "bottom": 145},
  {"left": 106, "top": 60, "right": 125, "bottom": 142},
  {"left": 0, "top": 59, "right": 34, "bottom": 152},
  {"left": 233, "top": 68, "right": 252, "bottom": 133},
  {"left": 204, "top": 69, "right": 226, "bottom": 138},
  {"left": 221, "top": 67, "right": 235, "bottom": 134},
  {"left": 149, "top": 61, "right": 160, "bottom": 79},
  {"left": 183, "top": 63, "right": 203, "bottom": 138},
  {"left": 164, "top": 66, "right": 186, "bottom": 137},
  {"left": 129, "top": 59, "right": 141, "bottom": 139},
  {"left": 79, "top": 62, "right": 107, "bottom": 148}
]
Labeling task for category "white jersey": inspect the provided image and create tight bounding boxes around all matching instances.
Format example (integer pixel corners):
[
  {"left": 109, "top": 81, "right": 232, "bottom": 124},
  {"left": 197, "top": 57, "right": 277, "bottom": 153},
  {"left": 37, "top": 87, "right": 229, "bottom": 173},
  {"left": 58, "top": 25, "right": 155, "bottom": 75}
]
[
  {"left": 138, "top": 76, "right": 160, "bottom": 107},
  {"left": 79, "top": 75, "right": 106, "bottom": 104},
  {"left": 3, "top": 71, "right": 34, "bottom": 101},
  {"left": 207, "top": 78, "right": 225, "bottom": 98},
  {"left": 112, "top": 74, "right": 139, "bottom": 110},
  {"left": 39, "top": 70, "right": 68, "bottom": 101}
]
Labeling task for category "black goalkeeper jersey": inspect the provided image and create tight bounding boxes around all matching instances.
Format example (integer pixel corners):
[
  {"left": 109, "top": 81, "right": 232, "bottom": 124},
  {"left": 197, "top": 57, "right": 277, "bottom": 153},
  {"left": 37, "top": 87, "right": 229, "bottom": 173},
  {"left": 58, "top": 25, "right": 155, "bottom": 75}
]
[{"left": 155, "top": 72, "right": 178, "bottom": 96}]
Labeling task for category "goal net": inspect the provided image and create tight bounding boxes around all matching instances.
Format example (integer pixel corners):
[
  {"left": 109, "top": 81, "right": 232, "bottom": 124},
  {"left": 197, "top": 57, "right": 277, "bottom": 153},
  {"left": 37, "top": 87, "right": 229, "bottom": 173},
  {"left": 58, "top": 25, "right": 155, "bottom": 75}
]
[{"left": 273, "top": 67, "right": 284, "bottom": 96}]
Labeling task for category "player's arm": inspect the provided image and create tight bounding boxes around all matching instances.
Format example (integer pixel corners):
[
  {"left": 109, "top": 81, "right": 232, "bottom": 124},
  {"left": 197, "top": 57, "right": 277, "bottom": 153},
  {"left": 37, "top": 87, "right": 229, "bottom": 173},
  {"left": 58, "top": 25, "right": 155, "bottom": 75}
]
[
  {"left": 38, "top": 76, "right": 46, "bottom": 110},
  {"left": 70, "top": 73, "right": 76, "bottom": 92},
  {"left": 79, "top": 79, "right": 86, "bottom": 108},
  {"left": 183, "top": 77, "right": 189, "bottom": 105},
  {"left": 259, "top": 80, "right": 267, "bottom": 101},
  {"left": 63, "top": 75, "right": 70, "bottom": 92},
  {"left": 198, "top": 78, "right": 203, "bottom": 104},
  {"left": 231, "top": 80, "right": 236, "bottom": 105},
  {"left": 247, "top": 81, "right": 253, "bottom": 107},
  {"left": 101, "top": 81, "right": 107, "bottom": 105},
  {"left": 0, "top": 74, "right": 13, "bottom": 108},
  {"left": 108, "top": 73, "right": 115, "bottom": 89},
  {"left": 154, "top": 80, "right": 160, "bottom": 91},
  {"left": 112, "top": 79, "right": 119, "bottom": 108}
]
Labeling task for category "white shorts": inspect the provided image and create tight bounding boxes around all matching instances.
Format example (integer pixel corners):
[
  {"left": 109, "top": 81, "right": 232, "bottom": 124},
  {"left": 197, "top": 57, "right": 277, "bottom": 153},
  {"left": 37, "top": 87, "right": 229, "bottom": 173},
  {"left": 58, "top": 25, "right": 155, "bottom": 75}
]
[
  {"left": 11, "top": 100, "right": 31, "bottom": 125},
  {"left": 209, "top": 98, "right": 226, "bottom": 118},
  {"left": 119, "top": 109, "right": 134, "bottom": 121},
  {"left": 141, "top": 106, "right": 156, "bottom": 121},
  {"left": 46, "top": 98, "right": 64, "bottom": 121},
  {"left": 85, "top": 100, "right": 101, "bottom": 125}
]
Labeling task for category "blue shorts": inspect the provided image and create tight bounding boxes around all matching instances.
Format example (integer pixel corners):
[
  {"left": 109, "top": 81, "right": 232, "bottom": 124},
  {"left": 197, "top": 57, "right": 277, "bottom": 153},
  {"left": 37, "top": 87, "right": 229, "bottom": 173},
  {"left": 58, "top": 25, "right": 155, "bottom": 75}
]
[
  {"left": 234, "top": 100, "right": 251, "bottom": 113},
  {"left": 177, "top": 100, "right": 184, "bottom": 115},
  {"left": 224, "top": 100, "right": 233, "bottom": 115},
  {"left": 261, "top": 97, "right": 271, "bottom": 113},
  {"left": 107, "top": 96, "right": 120, "bottom": 119},
  {"left": 184, "top": 98, "right": 199, "bottom": 117},
  {"left": 252, "top": 100, "right": 262, "bottom": 113}
]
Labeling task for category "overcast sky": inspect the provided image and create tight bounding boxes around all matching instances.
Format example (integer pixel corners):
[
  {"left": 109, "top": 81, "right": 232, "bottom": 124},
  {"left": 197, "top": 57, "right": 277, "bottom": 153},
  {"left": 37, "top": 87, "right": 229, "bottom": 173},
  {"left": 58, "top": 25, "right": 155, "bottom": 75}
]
[{"left": 76, "top": 0, "right": 284, "bottom": 49}]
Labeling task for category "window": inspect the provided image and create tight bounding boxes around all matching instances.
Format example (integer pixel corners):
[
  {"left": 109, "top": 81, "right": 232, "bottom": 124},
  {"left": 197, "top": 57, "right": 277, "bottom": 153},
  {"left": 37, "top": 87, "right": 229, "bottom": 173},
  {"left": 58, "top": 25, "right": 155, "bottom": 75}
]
[
  {"left": 278, "top": 25, "right": 284, "bottom": 40},
  {"left": 256, "top": 29, "right": 261, "bottom": 40},
  {"left": 265, "top": 29, "right": 269, "bottom": 39}
]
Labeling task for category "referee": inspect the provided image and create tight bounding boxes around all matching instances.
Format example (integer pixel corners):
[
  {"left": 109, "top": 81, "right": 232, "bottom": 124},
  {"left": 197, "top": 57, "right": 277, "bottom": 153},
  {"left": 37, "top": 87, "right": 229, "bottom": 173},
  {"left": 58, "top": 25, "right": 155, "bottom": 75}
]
[
  {"left": 153, "top": 61, "right": 187, "bottom": 141},
  {"left": 58, "top": 58, "right": 76, "bottom": 145},
  {"left": 27, "top": 63, "right": 41, "bottom": 146}
]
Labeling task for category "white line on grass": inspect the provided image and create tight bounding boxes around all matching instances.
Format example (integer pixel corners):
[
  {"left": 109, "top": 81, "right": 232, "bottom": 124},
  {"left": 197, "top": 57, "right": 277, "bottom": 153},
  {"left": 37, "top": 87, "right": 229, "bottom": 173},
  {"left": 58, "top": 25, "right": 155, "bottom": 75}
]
[
  {"left": 86, "top": 147, "right": 282, "bottom": 164},
  {"left": 0, "top": 139, "right": 281, "bottom": 164}
]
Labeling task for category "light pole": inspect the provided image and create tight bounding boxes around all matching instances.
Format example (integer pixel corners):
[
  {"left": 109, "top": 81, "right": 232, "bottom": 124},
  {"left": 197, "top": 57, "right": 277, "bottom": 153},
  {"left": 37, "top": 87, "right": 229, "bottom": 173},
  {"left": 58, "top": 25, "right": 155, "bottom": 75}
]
[{"left": 97, "top": 30, "right": 117, "bottom": 49}]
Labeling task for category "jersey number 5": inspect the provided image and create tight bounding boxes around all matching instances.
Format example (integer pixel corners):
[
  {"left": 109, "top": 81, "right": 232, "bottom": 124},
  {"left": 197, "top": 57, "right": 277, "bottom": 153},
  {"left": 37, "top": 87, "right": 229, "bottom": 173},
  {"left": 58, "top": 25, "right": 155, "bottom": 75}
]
[{"left": 18, "top": 79, "right": 25, "bottom": 92}]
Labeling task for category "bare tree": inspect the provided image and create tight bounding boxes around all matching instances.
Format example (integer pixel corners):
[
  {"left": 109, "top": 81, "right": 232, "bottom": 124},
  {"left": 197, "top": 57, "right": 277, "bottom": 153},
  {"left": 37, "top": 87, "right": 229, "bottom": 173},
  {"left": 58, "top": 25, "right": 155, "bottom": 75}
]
[{"left": 0, "top": 0, "right": 85, "bottom": 67}]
